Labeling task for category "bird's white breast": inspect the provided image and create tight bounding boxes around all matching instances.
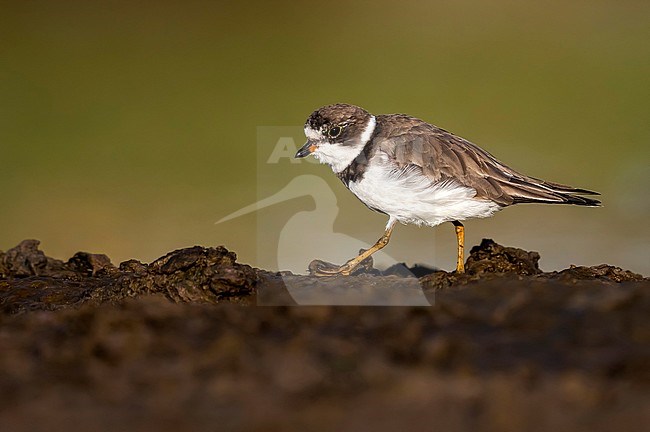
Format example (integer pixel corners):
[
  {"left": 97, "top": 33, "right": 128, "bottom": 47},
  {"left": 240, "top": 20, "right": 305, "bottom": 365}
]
[{"left": 348, "top": 153, "right": 501, "bottom": 227}]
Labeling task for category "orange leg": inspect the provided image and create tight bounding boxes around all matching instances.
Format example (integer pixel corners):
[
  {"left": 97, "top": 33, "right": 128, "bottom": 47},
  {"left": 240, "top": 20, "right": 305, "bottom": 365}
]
[
  {"left": 312, "top": 220, "right": 396, "bottom": 276},
  {"left": 452, "top": 221, "right": 465, "bottom": 273}
]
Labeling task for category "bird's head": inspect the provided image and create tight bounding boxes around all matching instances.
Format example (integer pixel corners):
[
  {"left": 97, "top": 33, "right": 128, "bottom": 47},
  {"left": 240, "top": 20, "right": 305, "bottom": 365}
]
[{"left": 295, "top": 104, "right": 376, "bottom": 173}]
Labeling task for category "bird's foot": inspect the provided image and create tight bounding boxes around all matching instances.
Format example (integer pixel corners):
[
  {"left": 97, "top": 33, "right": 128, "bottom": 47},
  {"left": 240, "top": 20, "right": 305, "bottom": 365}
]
[
  {"left": 308, "top": 260, "right": 353, "bottom": 277},
  {"left": 308, "top": 251, "right": 375, "bottom": 277}
]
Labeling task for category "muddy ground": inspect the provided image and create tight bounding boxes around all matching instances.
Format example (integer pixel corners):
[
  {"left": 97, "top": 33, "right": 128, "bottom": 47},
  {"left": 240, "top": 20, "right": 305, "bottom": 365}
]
[{"left": 0, "top": 239, "right": 648, "bottom": 431}]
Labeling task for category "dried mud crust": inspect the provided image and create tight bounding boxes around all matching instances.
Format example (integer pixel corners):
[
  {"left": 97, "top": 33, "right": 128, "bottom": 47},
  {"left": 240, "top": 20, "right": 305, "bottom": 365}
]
[
  {"left": 0, "top": 238, "right": 646, "bottom": 313},
  {"left": 0, "top": 239, "right": 648, "bottom": 431},
  {"left": 0, "top": 240, "right": 258, "bottom": 313}
]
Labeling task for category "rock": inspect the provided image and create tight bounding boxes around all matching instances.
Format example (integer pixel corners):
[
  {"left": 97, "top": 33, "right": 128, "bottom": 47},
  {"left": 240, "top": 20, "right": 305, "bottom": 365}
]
[
  {"left": 465, "top": 238, "right": 542, "bottom": 276},
  {"left": 0, "top": 239, "right": 67, "bottom": 277},
  {"left": 66, "top": 252, "right": 116, "bottom": 276},
  {"left": 552, "top": 264, "right": 645, "bottom": 283},
  {"left": 0, "top": 241, "right": 258, "bottom": 313}
]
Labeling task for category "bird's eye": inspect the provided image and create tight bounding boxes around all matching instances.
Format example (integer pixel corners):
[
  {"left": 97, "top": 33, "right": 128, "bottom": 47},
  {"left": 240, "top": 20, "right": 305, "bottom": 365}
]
[{"left": 328, "top": 126, "right": 342, "bottom": 138}]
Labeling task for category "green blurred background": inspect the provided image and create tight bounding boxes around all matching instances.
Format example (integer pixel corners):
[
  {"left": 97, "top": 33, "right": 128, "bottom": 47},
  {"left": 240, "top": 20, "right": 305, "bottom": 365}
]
[{"left": 1, "top": 0, "right": 648, "bottom": 274}]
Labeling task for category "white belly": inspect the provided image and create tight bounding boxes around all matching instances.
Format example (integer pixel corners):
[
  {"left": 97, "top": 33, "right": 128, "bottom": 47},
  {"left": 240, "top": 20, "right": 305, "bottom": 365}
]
[{"left": 347, "top": 157, "right": 501, "bottom": 227}]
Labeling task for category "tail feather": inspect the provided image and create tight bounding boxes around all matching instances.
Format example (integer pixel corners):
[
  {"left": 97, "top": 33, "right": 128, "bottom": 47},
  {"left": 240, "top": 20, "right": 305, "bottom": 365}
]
[
  {"left": 503, "top": 177, "right": 601, "bottom": 207},
  {"left": 529, "top": 178, "right": 600, "bottom": 196},
  {"left": 511, "top": 193, "right": 601, "bottom": 206}
]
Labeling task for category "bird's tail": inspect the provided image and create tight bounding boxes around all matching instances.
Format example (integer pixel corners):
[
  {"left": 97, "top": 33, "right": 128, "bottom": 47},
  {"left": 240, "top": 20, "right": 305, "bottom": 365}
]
[{"left": 506, "top": 177, "right": 601, "bottom": 206}]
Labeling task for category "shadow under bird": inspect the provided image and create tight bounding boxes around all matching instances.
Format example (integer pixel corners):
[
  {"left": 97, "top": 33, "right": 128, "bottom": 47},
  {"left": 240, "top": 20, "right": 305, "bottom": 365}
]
[{"left": 295, "top": 103, "right": 600, "bottom": 276}]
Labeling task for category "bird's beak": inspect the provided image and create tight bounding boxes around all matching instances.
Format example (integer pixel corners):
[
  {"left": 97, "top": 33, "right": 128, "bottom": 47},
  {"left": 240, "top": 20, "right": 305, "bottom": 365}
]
[{"left": 295, "top": 140, "right": 318, "bottom": 158}]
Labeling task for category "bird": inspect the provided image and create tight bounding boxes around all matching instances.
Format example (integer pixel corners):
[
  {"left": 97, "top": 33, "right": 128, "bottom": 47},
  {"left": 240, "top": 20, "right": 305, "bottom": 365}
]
[{"left": 295, "top": 103, "right": 600, "bottom": 276}]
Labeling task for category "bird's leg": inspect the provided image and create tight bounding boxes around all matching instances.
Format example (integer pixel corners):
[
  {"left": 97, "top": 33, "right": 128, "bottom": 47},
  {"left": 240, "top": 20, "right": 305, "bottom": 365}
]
[
  {"left": 452, "top": 220, "right": 465, "bottom": 273},
  {"left": 311, "top": 220, "right": 396, "bottom": 276}
]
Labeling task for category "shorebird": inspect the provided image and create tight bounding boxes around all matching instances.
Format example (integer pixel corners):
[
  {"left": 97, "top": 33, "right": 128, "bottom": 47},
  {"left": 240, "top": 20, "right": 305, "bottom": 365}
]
[{"left": 295, "top": 104, "right": 600, "bottom": 276}]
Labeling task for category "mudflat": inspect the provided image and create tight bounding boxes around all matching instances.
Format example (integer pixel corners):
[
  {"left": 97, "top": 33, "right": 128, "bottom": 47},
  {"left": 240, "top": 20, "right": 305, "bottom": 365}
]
[{"left": 1, "top": 239, "right": 648, "bottom": 431}]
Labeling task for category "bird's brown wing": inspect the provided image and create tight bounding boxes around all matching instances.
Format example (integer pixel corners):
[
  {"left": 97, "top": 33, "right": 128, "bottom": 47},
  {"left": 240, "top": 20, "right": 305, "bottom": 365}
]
[{"left": 373, "top": 115, "right": 600, "bottom": 207}]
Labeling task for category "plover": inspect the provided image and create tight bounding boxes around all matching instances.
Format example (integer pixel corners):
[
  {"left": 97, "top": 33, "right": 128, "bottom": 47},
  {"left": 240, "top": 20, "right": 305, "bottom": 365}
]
[{"left": 295, "top": 104, "right": 600, "bottom": 275}]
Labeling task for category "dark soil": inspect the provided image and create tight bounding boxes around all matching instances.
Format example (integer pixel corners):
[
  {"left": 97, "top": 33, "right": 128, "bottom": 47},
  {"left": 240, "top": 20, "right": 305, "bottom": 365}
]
[{"left": 0, "top": 239, "right": 648, "bottom": 432}]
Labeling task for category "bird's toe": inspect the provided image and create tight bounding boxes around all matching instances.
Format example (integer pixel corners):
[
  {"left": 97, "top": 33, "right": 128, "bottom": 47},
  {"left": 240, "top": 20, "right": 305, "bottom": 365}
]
[{"left": 308, "top": 259, "right": 344, "bottom": 277}]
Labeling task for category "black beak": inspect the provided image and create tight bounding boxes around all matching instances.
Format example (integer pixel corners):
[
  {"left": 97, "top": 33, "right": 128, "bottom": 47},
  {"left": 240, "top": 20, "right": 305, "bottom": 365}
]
[{"left": 295, "top": 140, "right": 317, "bottom": 158}]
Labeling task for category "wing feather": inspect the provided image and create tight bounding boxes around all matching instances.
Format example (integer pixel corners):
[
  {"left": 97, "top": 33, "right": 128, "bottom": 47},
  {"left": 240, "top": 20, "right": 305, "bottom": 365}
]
[{"left": 373, "top": 115, "right": 600, "bottom": 207}]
